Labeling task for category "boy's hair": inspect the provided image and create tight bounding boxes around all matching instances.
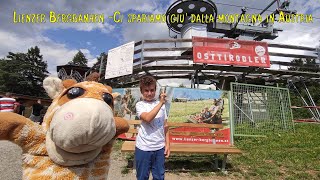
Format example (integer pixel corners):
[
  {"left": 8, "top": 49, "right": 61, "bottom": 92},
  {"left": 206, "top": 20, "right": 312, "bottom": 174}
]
[{"left": 139, "top": 75, "right": 157, "bottom": 91}]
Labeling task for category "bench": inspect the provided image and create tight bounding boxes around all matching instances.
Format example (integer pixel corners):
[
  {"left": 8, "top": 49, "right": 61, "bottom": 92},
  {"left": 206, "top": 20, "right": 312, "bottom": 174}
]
[{"left": 120, "top": 120, "right": 242, "bottom": 172}]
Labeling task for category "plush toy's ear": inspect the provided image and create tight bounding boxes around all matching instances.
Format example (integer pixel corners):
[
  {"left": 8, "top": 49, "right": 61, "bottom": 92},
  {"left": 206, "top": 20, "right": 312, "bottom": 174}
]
[
  {"left": 105, "top": 85, "right": 113, "bottom": 93},
  {"left": 62, "top": 79, "right": 77, "bottom": 89},
  {"left": 43, "top": 77, "right": 64, "bottom": 99},
  {"left": 85, "top": 72, "right": 100, "bottom": 82}
]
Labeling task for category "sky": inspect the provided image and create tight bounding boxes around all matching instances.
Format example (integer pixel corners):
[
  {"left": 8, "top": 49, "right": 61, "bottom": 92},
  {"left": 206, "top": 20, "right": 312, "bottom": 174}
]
[{"left": 0, "top": 0, "right": 319, "bottom": 88}]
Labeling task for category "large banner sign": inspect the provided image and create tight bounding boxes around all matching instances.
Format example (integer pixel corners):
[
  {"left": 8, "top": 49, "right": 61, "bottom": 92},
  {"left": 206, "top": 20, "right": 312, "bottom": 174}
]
[
  {"left": 193, "top": 37, "right": 270, "bottom": 68},
  {"left": 116, "top": 87, "right": 234, "bottom": 145},
  {"left": 168, "top": 88, "right": 232, "bottom": 145}
]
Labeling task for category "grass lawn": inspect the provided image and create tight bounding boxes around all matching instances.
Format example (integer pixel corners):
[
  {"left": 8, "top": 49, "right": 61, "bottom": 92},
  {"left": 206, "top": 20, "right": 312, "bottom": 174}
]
[
  {"left": 117, "top": 123, "right": 320, "bottom": 179},
  {"left": 232, "top": 123, "right": 320, "bottom": 179}
]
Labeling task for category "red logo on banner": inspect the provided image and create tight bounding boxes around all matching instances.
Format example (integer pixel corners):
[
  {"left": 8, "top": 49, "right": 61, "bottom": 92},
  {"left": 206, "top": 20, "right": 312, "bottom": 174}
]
[{"left": 193, "top": 37, "right": 270, "bottom": 68}]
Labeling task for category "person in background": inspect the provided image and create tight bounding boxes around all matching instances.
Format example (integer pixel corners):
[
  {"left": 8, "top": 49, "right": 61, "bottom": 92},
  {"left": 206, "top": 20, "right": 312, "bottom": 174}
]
[
  {"left": 16, "top": 98, "right": 26, "bottom": 116},
  {"left": 211, "top": 100, "right": 223, "bottom": 125},
  {"left": 209, "top": 99, "right": 219, "bottom": 113},
  {"left": 0, "top": 92, "right": 17, "bottom": 112},
  {"left": 201, "top": 107, "right": 212, "bottom": 121},
  {"left": 135, "top": 75, "right": 170, "bottom": 180},
  {"left": 38, "top": 105, "right": 48, "bottom": 125},
  {"left": 121, "top": 95, "right": 132, "bottom": 120},
  {"left": 113, "top": 92, "right": 122, "bottom": 117},
  {"left": 29, "top": 99, "right": 44, "bottom": 123},
  {"left": 217, "top": 98, "right": 224, "bottom": 114}
]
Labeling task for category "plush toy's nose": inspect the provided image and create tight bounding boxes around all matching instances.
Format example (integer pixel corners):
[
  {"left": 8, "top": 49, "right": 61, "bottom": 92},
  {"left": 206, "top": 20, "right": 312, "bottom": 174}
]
[{"left": 49, "top": 98, "right": 116, "bottom": 153}]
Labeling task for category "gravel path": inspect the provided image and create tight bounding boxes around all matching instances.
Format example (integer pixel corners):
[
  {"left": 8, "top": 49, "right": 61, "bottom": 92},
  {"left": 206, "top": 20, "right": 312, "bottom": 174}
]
[
  {"left": 0, "top": 141, "right": 22, "bottom": 180},
  {"left": 0, "top": 140, "right": 231, "bottom": 180}
]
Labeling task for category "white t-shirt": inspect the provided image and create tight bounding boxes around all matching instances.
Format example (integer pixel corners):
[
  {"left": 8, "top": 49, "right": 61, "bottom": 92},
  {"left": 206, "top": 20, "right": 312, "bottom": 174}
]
[{"left": 135, "top": 100, "right": 167, "bottom": 151}]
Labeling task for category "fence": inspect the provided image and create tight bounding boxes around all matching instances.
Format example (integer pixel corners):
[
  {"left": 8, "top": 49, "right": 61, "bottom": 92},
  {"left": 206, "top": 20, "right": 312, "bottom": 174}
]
[{"left": 230, "top": 82, "right": 295, "bottom": 136}]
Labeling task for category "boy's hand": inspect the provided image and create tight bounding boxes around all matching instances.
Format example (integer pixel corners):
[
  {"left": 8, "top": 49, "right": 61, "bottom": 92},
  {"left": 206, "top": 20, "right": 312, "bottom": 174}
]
[
  {"left": 165, "top": 145, "right": 170, "bottom": 158},
  {"left": 160, "top": 93, "right": 167, "bottom": 104}
]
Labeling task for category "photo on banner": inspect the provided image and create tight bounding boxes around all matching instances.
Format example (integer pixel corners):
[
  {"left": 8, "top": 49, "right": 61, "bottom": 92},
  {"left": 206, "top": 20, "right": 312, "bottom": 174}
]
[
  {"left": 112, "top": 86, "right": 174, "bottom": 121},
  {"left": 169, "top": 88, "right": 232, "bottom": 145}
]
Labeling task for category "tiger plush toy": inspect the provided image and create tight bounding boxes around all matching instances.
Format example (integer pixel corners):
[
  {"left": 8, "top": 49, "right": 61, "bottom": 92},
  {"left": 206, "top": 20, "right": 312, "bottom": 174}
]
[{"left": 0, "top": 76, "right": 129, "bottom": 179}]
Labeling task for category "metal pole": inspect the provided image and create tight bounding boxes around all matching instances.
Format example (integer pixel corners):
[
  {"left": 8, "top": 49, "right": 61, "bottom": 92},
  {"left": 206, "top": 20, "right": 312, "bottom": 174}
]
[
  {"left": 221, "top": 79, "right": 225, "bottom": 90},
  {"left": 246, "top": 87, "right": 255, "bottom": 127},
  {"left": 140, "top": 40, "right": 145, "bottom": 69},
  {"left": 99, "top": 54, "right": 106, "bottom": 80},
  {"left": 302, "top": 81, "right": 320, "bottom": 121},
  {"left": 287, "top": 89, "right": 295, "bottom": 133},
  {"left": 257, "top": 0, "right": 277, "bottom": 17},
  {"left": 191, "top": 74, "right": 195, "bottom": 88},
  {"left": 277, "top": 84, "right": 287, "bottom": 129},
  {"left": 196, "top": 70, "right": 199, "bottom": 89},
  {"left": 289, "top": 81, "right": 318, "bottom": 119},
  {"left": 98, "top": 55, "right": 103, "bottom": 74}
]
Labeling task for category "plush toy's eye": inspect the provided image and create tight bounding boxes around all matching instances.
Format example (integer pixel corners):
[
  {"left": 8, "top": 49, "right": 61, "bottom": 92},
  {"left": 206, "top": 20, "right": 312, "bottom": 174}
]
[
  {"left": 67, "top": 87, "right": 85, "bottom": 99},
  {"left": 102, "top": 93, "right": 113, "bottom": 106}
]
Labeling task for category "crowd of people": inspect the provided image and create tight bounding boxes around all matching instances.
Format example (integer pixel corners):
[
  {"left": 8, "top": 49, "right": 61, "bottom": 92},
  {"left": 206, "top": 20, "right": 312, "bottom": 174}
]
[{"left": 0, "top": 92, "right": 45, "bottom": 124}]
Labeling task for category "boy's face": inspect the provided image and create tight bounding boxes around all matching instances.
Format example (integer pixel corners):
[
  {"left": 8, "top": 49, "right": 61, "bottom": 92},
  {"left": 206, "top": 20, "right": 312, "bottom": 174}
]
[{"left": 141, "top": 84, "right": 156, "bottom": 102}]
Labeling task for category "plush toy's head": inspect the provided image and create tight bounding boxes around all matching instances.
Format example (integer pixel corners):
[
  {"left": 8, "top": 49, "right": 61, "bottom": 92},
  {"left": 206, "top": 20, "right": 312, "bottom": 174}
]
[{"left": 42, "top": 77, "right": 128, "bottom": 166}]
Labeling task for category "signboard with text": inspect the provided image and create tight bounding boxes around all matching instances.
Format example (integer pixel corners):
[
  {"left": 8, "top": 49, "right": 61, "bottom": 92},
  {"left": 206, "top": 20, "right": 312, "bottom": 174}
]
[
  {"left": 116, "top": 87, "right": 234, "bottom": 145},
  {"left": 193, "top": 37, "right": 270, "bottom": 68},
  {"left": 105, "top": 41, "right": 134, "bottom": 79}
]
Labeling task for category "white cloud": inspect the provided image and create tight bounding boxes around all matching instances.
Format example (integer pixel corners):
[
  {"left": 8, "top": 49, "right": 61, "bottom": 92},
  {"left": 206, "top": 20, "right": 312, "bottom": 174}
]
[
  {"left": 0, "top": 0, "right": 165, "bottom": 76},
  {"left": 0, "top": 30, "right": 96, "bottom": 75},
  {"left": 159, "top": 79, "right": 190, "bottom": 87},
  {"left": 121, "top": 22, "right": 170, "bottom": 43}
]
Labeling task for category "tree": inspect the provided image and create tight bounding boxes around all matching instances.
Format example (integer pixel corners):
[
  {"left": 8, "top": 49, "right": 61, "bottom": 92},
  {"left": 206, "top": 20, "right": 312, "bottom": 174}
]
[
  {"left": 0, "top": 46, "right": 49, "bottom": 97},
  {"left": 288, "top": 58, "right": 320, "bottom": 72},
  {"left": 92, "top": 52, "right": 107, "bottom": 74},
  {"left": 68, "top": 50, "right": 88, "bottom": 66}
]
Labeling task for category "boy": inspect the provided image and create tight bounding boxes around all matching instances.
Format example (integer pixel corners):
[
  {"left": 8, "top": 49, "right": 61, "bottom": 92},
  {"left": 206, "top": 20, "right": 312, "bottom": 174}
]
[{"left": 135, "top": 75, "right": 170, "bottom": 180}]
